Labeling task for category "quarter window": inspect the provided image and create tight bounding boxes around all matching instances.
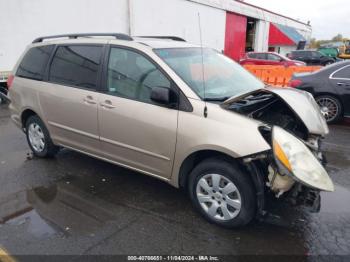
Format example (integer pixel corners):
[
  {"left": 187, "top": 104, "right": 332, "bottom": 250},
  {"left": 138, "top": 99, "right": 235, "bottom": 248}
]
[
  {"left": 49, "top": 45, "right": 102, "bottom": 89},
  {"left": 107, "top": 48, "right": 171, "bottom": 104},
  {"left": 16, "top": 45, "right": 54, "bottom": 80}
]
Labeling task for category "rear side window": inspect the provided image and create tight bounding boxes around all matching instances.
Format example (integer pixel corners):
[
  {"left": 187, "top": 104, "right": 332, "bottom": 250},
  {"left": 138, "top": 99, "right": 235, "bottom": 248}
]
[
  {"left": 16, "top": 45, "right": 54, "bottom": 80},
  {"left": 292, "top": 51, "right": 306, "bottom": 57},
  {"left": 49, "top": 45, "right": 102, "bottom": 89},
  {"left": 333, "top": 66, "right": 350, "bottom": 79}
]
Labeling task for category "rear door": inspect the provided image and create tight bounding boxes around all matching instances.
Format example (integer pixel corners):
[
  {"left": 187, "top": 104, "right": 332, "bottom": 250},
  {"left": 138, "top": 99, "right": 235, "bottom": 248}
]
[
  {"left": 40, "top": 45, "right": 104, "bottom": 154},
  {"left": 293, "top": 51, "right": 308, "bottom": 64},
  {"left": 98, "top": 46, "right": 179, "bottom": 178},
  {"left": 310, "top": 51, "right": 322, "bottom": 65},
  {"left": 329, "top": 64, "right": 350, "bottom": 116}
]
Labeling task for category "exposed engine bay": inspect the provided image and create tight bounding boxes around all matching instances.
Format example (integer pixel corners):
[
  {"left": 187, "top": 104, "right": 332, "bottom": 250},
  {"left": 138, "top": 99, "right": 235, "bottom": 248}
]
[
  {"left": 221, "top": 88, "right": 331, "bottom": 214},
  {"left": 223, "top": 90, "right": 308, "bottom": 140}
]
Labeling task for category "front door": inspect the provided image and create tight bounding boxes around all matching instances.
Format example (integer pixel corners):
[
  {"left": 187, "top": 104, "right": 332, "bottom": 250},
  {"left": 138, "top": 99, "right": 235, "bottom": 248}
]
[
  {"left": 40, "top": 45, "right": 103, "bottom": 154},
  {"left": 98, "top": 47, "right": 178, "bottom": 178}
]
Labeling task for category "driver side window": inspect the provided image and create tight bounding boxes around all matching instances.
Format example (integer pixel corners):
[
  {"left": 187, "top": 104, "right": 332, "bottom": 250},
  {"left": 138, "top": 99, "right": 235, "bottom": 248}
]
[{"left": 107, "top": 48, "right": 171, "bottom": 104}]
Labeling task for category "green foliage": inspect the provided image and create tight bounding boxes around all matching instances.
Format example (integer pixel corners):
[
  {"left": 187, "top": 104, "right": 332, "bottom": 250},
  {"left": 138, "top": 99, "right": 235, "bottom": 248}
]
[{"left": 309, "top": 34, "right": 348, "bottom": 49}]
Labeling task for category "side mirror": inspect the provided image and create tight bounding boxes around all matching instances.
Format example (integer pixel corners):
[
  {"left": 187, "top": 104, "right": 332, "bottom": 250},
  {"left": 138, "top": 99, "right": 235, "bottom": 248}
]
[{"left": 150, "top": 86, "right": 177, "bottom": 107}]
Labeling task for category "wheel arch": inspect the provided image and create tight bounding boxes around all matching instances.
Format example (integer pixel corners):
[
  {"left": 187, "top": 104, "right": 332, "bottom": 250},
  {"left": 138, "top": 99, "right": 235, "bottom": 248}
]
[
  {"left": 177, "top": 149, "right": 239, "bottom": 190},
  {"left": 21, "top": 108, "right": 40, "bottom": 128}
]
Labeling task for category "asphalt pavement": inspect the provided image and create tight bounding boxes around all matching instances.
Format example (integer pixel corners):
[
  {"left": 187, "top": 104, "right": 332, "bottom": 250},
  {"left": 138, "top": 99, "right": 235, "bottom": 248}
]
[{"left": 0, "top": 103, "right": 349, "bottom": 261}]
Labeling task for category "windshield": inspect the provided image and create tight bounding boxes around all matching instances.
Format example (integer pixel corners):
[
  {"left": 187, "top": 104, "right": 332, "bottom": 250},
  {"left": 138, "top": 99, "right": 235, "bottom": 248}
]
[{"left": 154, "top": 48, "right": 264, "bottom": 101}]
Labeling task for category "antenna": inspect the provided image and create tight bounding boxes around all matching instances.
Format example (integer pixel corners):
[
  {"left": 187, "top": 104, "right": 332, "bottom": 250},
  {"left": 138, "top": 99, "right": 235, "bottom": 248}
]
[{"left": 198, "top": 13, "right": 208, "bottom": 118}]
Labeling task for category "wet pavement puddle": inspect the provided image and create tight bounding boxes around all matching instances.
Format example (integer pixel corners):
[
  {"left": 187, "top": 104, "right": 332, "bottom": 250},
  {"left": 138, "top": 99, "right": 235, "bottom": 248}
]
[{"left": 320, "top": 185, "right": 350, "bottom": 213}]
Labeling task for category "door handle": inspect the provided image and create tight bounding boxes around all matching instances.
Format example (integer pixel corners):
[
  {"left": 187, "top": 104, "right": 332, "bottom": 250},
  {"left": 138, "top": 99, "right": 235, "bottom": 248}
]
[
  {"left": 83, "top": 96, "right": 97, "bottom": 105},
  {"left": 337, "top": 82, "right": 350, "bottom": 87},
  {"left": 100, "top": 100, "right": 116, "bottom": 109}
]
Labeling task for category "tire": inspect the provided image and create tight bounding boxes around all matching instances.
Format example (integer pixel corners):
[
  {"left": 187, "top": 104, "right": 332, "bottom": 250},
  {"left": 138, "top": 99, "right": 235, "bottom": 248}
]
[
  {"left": 188, "top": 158, "right": 256, "bottom": 228},
  {"left": 323, "top": 60, "right": 334, "bottom": 66},
  {"left": 25, "top": 115, "right": 59, "bottom": 158},
  {"left": 315, "top": 95, "right": 343, "bottom": 124}
]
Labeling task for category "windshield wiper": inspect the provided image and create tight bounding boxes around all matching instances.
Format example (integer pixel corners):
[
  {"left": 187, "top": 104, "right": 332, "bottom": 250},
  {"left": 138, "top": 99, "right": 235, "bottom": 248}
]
[{"left": 203, "top": 97, "right": 230, "bottom": 102}]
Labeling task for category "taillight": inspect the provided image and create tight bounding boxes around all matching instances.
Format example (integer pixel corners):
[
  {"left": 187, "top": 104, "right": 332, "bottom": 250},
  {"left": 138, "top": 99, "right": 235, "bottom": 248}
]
[
  {"left": 7, "top": 74, "right": 14, "bottom": 89},
  {"left": 288, "top": 79, "right": 302, "bottom": 88}
]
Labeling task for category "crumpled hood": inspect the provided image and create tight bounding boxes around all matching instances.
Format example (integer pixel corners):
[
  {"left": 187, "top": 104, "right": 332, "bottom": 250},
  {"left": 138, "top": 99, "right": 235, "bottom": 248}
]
[{"left": 223, "top": 87, "right": 329, "bottom": 136}]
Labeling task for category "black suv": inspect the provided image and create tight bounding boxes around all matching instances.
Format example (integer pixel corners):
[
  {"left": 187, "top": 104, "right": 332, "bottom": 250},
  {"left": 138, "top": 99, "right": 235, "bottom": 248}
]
[{"left": 289, "top": 50, "right": 335, "bottom": 66}]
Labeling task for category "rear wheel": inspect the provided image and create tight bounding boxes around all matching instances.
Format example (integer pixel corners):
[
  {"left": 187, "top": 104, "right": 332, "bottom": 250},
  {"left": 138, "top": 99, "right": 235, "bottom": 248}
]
[
  {"left": 25, "top": 115, "right": 59, "bottom": 157},
  {"left": 188, "top": 158, "right": 256, "bottom": 228},
  {"left": 324, "top": 60, "right": 334, "bottom": 66},
  {"left": 316, "top": 95, "right": 343, "bottom": 124}
]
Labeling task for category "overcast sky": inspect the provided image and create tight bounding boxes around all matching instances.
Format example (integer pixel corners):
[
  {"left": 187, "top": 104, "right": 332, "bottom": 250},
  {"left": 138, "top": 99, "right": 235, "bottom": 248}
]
[{"left": 244, "top": 0, "right": 350, "bottom": 40}]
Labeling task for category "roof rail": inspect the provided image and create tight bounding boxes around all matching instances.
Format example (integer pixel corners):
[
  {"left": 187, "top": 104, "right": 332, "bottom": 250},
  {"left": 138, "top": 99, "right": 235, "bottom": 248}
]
[
  {"left": 136, "top": 36, "right": 186, "bottom": 42},
  {"left": 32, "top": 33, "right": 133, "bottom": 43}
]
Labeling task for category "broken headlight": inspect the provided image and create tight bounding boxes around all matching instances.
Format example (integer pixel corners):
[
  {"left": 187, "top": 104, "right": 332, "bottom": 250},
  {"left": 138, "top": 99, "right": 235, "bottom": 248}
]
[{"left": 272, "top": 126, "right": 334, "bottom": 192}]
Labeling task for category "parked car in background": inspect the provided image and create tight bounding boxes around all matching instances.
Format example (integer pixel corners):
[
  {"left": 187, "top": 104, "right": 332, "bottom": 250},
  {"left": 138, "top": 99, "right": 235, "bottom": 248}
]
[
  {"left": 239, "top": 52, "right": 306, "bottom": 67},
  {"left": 288, "top": 50, "right": 335, "bottom": 66},
  {"left": 318, "top": 47, "right": 339, "bottom": 60},
  {"left": 0, "top": 84, "right": 9, "bottom": 104},
  {"left": 289, "top": 61, "right": 350, "bottom": 123},
  {"left": 339, "top": 48, "right": 350, "bottom": 60}
]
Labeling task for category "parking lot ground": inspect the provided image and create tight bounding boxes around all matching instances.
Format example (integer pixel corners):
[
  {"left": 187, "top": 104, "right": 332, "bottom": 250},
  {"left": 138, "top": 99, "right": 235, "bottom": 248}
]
[{"left": 0, "top": 103, "right": 350, "bottom": 260}]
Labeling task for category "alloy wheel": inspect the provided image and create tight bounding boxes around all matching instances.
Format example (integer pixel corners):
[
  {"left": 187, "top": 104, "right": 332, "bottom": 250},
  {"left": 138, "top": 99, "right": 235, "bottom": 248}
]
[
  {"left": 316, "top": 97, "right": 339, "bottom": 122},
  {"left": 196, "top": 174, "right": 242, "bottom": 221}
]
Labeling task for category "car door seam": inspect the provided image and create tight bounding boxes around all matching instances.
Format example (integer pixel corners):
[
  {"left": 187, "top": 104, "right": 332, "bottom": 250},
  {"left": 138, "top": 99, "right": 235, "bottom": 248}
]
[
  {"left": 100, "top": 136, "right": 171, "bottom": 161},
  {"left": 48, "top": 121, "right": 99, "bottom": 140}
]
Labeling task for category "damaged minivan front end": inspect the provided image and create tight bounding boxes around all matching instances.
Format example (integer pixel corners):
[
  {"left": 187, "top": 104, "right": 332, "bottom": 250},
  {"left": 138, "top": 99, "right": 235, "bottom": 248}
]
[{"left": 222, "top": 87, "right": 334, "bottom": 214}]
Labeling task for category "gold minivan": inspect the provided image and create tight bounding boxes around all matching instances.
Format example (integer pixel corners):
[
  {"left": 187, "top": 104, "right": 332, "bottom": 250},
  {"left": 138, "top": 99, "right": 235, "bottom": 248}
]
[{"left": 8, "top": 33, "right": 334, "bottom": 228}]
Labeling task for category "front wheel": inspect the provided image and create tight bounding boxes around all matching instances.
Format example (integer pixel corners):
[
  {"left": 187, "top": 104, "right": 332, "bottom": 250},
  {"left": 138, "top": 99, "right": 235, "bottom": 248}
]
[{"left": 188, "top": 158, "right": 256, "bottom": 228}]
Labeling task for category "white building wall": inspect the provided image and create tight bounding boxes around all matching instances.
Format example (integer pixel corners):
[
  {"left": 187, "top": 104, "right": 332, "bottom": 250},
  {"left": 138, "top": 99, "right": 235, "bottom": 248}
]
[
  {"left": 0, "top": 0, "right": 311, "bottom": 72},
  {"left": 278, "top": 46, "right": 297, "bottom": 56},
  {"left": 254, "top": 20, "right": 270, "bottom": 52},
  {"left": 130, "top": 0, "right": 226, "bottom": 52},
  {"left": 0, "top": 0, "right": 129, "bottom": 72},
  {"left": 188, "top": 0, "right": 312, "bottom": 34}
]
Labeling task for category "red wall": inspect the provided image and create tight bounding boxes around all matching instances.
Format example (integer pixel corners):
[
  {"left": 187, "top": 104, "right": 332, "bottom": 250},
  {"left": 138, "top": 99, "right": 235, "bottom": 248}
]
[
  {"left": 224, "top": 12, "right": 247, "bottom": 61},
  {"left": 268, "top": 23, "right": 295, "bottom": 46}
]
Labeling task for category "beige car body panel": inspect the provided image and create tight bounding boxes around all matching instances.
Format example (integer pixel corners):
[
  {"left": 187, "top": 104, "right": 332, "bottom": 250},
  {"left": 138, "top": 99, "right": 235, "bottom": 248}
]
[{"left": 10, "top": 38, "right": 271, "bottom": 188}]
